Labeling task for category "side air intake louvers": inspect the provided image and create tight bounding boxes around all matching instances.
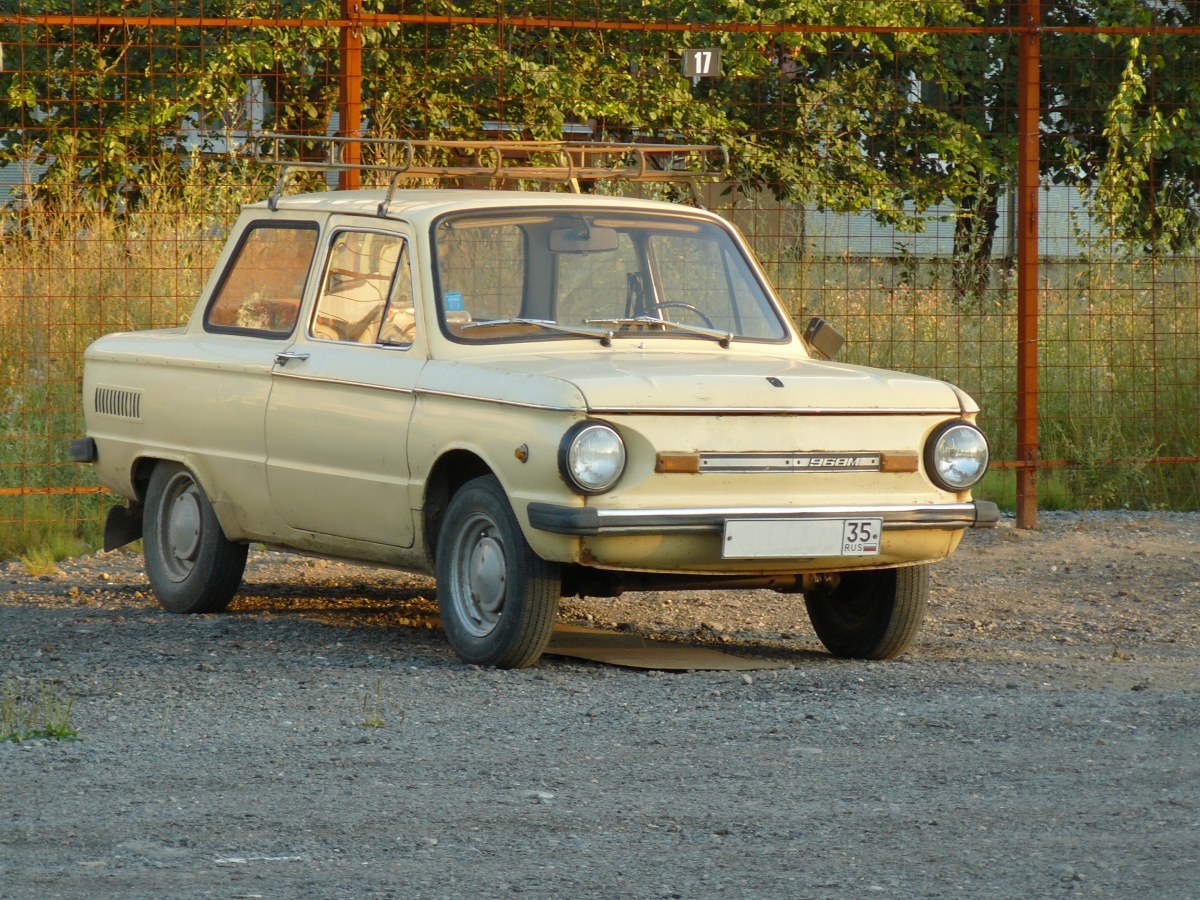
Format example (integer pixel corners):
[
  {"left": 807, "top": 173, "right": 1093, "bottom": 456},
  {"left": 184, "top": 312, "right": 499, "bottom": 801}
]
[{"left": 95, "top": 387, "right": 142, "bottom": 420}]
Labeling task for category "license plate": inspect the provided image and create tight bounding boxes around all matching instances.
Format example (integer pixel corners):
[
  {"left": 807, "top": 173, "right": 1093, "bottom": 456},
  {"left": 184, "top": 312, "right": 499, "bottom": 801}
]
[{"left": 722, "top": 518, "right": 882, "bottom": 559}]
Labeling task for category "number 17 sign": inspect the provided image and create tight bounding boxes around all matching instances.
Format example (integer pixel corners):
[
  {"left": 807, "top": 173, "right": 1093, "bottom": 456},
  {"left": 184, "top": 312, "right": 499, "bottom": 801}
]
[{"left": 681, "top": 48, "right": 722, "bottom": 78}]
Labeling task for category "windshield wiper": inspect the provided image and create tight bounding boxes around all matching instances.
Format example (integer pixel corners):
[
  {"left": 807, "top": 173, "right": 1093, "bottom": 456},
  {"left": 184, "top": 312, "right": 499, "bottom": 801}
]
[
  {"left": 584, "top": 316, "right": 734, "bottom": 348},
  {"left": 460, "top": 317, "right": 614, "bottom": 345}
]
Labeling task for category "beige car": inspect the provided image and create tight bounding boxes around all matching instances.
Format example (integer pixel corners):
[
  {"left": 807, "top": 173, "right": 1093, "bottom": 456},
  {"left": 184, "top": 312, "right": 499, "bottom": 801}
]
[{"left": 73, "top": 184, "right": 997, "bottom": 667}]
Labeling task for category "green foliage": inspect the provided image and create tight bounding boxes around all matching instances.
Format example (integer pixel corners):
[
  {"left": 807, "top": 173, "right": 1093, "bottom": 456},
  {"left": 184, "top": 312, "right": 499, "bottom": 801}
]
[
  {"left": 1, "top": 0, "right": 1191, "bottom": 260},
  {"left": 0, "top": 1, "right": 341, "bottom": 206},
  {"left": 358, "top": 677, "right": 393, "bottom": 729},
  {"left": 4, "top": 1, "right": 1200, "bottom": 260},
  {"left": 19, "top": 546, "right": 60, "bottom": 577},
  {"left": 0, "top": 498, "right": 106, "bottom": 563},
  {"left": 1051, "top": 416, "right": 1160, "bottom": 510},
  {"left": 2, "top": 1, "right": 990, "bottom": 230},
  {"left": 1044, "top": 3, "right": 1200, "bottom": 258},
  {"left": 1, "top": 680, "right": 79, "bottom": 743},
  {"left": 1090, "top": 35, "right": 1200, "bottom": 256}
]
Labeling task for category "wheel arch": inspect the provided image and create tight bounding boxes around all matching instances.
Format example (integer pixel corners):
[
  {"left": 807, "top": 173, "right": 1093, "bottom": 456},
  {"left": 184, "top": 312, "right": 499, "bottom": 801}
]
[
  {"left": 130, "top": 455, "right": 161, "bottom": 503},
  {"left": 421, "top": 449, "right": 494, "bottom": 565},
  {"left": 126, "top": 455, "right": 243, "bottom": 539}
]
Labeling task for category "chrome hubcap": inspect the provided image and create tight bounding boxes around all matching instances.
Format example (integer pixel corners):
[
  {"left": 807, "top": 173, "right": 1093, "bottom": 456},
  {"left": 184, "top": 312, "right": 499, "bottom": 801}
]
[
  {"left": 159, "top": 473, "right": 204, "bottom": 582},
  {"left": 169, "top": 491, "right": 202, "bottom": 561},
  {"left": 451, "top": 513, "right": 508, "bottom": 638},
  {"left": 469, "top": 533, "right": 506, "bottom": 615}
]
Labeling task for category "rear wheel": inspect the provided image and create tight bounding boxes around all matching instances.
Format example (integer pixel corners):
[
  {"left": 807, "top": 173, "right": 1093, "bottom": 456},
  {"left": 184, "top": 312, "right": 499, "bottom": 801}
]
[
  {"left": 804, "top": 565, "right": 929, "bottom": 660},
  {"left": 143, "top": 462, "right": 247, "bottom": 614},
  {"left": 436, "top": 475, "right": 560, "bottom": 668}
]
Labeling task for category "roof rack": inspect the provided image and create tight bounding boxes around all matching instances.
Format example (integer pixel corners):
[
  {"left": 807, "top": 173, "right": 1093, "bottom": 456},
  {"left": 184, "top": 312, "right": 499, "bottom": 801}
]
[{"left": 255, "top": 133, "right": 727, "bottom": 213}]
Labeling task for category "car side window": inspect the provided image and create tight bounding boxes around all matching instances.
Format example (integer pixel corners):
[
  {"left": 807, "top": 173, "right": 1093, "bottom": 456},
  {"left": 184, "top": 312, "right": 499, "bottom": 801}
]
[
  {"left": 205, "top": 222, "right": 318, "bottom": 337},
  {"left": 312, "top": 230, "right": 411, "bottom": 345},
  {"left": 379, "top": 242, "right": 418, "bottom": 346}
]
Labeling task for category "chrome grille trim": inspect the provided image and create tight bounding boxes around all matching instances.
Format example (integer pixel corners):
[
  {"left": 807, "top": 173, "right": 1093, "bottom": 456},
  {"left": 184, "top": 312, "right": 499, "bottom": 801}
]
[{"left": 698, "top": 452, "right": 882, "bottom": 473}]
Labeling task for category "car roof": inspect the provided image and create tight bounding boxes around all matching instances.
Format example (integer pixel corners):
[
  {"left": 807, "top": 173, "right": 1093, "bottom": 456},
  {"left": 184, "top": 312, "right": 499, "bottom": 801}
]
[{"left": 251, "top": 188, "right": 718, "bottom": 227}]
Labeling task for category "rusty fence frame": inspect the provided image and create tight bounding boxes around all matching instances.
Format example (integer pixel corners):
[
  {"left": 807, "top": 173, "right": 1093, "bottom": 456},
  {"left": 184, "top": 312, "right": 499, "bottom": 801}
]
[{"left": 3, "top": 1, "right": 1200, "bottom": 530}]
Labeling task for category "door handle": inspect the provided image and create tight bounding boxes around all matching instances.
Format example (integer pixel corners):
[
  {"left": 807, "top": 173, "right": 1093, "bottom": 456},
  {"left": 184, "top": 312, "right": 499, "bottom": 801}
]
[{"left": 274, "top": 351, "right": 310, "bottom": 366}]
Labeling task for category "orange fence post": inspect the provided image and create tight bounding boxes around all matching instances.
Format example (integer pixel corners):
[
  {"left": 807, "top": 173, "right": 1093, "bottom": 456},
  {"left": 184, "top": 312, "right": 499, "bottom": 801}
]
[
  {"left": 1016, "top": 0, "right": 1041, "bottom": 529},
  {"left": 338, "top": 0, "right": 363, "bottom": 189}
]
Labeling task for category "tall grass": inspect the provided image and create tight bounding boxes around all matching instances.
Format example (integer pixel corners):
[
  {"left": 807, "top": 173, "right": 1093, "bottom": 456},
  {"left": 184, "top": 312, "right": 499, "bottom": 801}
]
[
  {"left": 1, "top": 679, "right": 79, "bottom": 743},
  {"left": 1, "top": 157, "right": 266, "bottom": 558},
  {"left": 2, "top": 175, "right": 1198, "bottom": 560}
]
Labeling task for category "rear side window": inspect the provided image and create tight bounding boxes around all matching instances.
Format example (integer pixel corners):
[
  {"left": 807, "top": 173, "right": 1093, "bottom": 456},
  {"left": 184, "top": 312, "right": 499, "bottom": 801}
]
[{"left": 205, "top": 222, "right": 319, "bottom": 337}]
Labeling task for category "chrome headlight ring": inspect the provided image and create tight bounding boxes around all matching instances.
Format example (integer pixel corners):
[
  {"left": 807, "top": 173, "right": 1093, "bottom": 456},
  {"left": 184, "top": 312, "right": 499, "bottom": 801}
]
[
  {"left": 925, "top": 420, "right": 990, "bottom": 492},
  {"left": 558, "top": 421, "right": 626, "bottom": 494}
]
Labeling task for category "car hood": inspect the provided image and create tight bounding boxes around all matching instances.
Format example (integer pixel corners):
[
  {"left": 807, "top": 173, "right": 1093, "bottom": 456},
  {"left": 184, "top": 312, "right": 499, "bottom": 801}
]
[{"left": 439, "top": 349, "right": 968, "bottom": 414}]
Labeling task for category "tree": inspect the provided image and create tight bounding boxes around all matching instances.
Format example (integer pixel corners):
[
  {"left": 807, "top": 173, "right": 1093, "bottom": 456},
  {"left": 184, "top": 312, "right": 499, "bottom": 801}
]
[
  {"left": 0, "top": 1, "right": 350, "bottom": 205},
  {"left": 4, "top": 1, "right": 996, "bottom": 219},
  {"left": 914, "top": 0, "right": 1200, "bottom": 302},
  {"left": 1045, "top": 2, "right": 1200, "bottom": 257},
  {"left": 8, "top": 1, "right": 1199, "bottom": 264},
  {"left": 1, "top": 2, "right": 200, "bottom": 206},
  {"left": 356, "top": 0, "right": 990, "bottom": 224}
]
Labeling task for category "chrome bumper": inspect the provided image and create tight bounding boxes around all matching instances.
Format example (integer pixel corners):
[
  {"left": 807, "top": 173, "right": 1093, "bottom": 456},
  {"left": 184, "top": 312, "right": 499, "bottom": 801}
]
[{"left": 528, "top": 500, "right": 1001, "bottom": 536}]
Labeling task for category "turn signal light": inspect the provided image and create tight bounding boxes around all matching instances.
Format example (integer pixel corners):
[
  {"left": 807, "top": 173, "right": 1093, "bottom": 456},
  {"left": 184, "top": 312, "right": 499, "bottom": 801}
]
[{"left": 655, "top": 453, "right": 701, "bottom": 474}]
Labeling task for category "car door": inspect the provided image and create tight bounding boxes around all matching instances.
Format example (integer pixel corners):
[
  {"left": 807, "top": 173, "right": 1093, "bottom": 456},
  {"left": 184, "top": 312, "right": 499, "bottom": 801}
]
[
  {"left": 171, "top": 217, "right": 323, "bottom": 539},
  {"left": 264, "top": 222, "right": 423, "bottom": 548}
]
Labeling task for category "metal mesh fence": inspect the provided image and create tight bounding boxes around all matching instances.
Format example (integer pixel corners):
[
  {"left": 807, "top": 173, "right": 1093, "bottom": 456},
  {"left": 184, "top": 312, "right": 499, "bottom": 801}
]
[{"left": 2, "top": 2, "right": 1199, "bottom": 553}]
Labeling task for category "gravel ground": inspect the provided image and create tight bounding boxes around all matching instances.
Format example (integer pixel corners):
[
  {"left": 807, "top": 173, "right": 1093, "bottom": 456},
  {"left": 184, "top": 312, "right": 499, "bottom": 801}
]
[{"left": 2, "top": 511, "right": 1197, "bottom": 899}]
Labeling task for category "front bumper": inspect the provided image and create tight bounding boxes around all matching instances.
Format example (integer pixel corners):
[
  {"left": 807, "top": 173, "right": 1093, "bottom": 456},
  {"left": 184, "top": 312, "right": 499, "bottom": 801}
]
[{"left": 528, "top": 500, "right": 1001, "bottom": 536}]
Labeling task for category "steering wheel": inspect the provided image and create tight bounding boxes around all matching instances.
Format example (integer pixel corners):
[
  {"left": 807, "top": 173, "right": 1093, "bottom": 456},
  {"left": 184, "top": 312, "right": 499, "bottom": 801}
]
[{"left": 647, "top": 301, "right": 715, "bottom": 329}]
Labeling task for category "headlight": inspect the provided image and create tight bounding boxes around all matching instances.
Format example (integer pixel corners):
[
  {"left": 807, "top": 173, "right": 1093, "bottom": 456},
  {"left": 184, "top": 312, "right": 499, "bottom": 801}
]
[
  {"left": 925, "top": 421, "right": 990, "bottom": 491},
  {"left": 559, "top": 421, "right": 626, "bottom": 494}
]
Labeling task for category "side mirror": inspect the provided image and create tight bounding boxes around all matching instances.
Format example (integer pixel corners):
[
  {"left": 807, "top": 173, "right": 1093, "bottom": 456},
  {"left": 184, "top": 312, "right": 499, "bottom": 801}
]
[{"left": 803, "top": 316, "right": 844, "bottom": 360}]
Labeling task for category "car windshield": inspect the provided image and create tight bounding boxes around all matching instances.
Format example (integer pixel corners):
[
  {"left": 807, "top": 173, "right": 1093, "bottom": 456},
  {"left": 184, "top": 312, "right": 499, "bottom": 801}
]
[{"left": 432, "top": 210, "right": 789, "bottom": 343}]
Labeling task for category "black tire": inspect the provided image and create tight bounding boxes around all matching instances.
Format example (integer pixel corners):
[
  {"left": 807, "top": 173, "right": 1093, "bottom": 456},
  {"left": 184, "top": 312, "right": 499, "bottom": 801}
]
[
  {"left": 435, "top": 475, "right": 560, "bottom": 668},
  {"left": 804, "top": 564, "right": 929, "bottom": 660},
  {"left": 143, "top": 462, "right": 247, "bottom": 614}
]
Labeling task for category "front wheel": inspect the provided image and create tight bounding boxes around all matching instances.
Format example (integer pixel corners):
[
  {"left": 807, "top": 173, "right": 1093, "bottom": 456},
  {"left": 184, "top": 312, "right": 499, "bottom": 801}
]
[
  {"left": 804, "top": 565, "right": 929, "bottom": 660},
  {"left": 143, "top": 462, "right": 247, "bottom": 614},
  {"left": 435, "top": 475, "right": 560, "bottom": 668}
]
